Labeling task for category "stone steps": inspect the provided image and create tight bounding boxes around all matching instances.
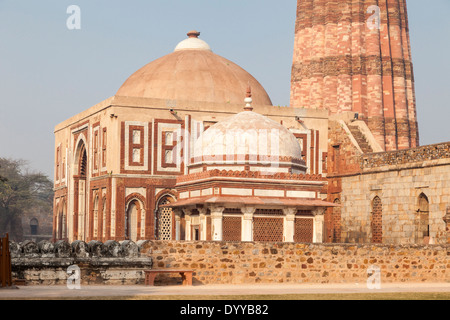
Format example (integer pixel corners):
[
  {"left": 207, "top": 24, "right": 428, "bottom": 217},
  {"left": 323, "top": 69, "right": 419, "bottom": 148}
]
[{"left": 348, "top": 125, "right": 373, "bottom": 154}]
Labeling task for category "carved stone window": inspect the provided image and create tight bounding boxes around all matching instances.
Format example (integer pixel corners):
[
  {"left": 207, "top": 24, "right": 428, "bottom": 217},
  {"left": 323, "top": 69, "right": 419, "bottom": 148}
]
[
  {"left": 157, "top": 197, "right": 174, "bottom": 240},
  {"left": 223, "top": 216, "right": 242, "bottom": 242},
  {"left": 253, "top": 217, "right": 283, "bottom": 242},
  {"left": 294, "top": 218, "right": 313, "bottom": 243},
  {"left": 371, "top": 196, "right": 383, "bottom": 244}
]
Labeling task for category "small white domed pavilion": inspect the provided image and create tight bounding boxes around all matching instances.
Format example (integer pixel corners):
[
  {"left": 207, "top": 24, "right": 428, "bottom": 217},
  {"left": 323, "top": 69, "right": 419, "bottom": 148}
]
[{"left": 165, "top": 89, "right": 337, "bottom": 243}]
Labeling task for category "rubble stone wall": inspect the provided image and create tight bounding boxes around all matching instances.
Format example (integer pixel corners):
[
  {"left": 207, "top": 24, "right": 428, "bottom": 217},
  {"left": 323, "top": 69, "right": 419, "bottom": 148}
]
[
  {"left": 11, "top": 240, "right": 450, "bottom": 286},
  {"left": 142, "top": 241, "right": 450, "bottom": 285}
]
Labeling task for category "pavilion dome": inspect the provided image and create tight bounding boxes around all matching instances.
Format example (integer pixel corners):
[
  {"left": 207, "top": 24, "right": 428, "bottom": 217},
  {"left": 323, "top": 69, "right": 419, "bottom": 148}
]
[
  {"left": 116, "top": 31, "right": 273, "bottom": 106},
  {"left": 191, "top": 100, "right": 306, "bottom": 173}
]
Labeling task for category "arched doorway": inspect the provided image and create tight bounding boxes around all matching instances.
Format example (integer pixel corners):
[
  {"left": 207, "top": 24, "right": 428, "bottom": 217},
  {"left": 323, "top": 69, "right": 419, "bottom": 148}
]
[
  {"left": 417, "top": 193, "right": 430, "bottom": 243},
  {"left": 57, "top": 200, "right": 67, "bottom": 240},
  {"left": 156, "top": 195, "right": 175, "bottom": 240},
  {"left": 124, "top": 194, "right": 145, "bottom": 242},
  {"left": 125, "top": 200, "right": 140, "bottom": 242},
  {"left": 73, "top": 139, "right": 88, "bottom": 241},
  {"left": 102, "top": 197, "right": 107, "bottom": 240},
  {"left": 93, "top": 194, "right": 99, "bottom": 240},
  {"left": 371, "top": 196, "right": 383, "bottom": 244}
]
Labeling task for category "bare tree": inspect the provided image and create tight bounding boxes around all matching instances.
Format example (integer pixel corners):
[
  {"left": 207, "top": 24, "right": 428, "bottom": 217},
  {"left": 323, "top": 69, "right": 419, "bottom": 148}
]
[{"left": 0, "top": 158, "right": 53, "bottom": 240}]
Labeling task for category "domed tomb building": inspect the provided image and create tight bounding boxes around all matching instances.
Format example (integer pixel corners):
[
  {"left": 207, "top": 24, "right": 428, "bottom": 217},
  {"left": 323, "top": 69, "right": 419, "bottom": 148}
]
[{"left": 52, "top": 31, "right": 331, "bottom": 243}]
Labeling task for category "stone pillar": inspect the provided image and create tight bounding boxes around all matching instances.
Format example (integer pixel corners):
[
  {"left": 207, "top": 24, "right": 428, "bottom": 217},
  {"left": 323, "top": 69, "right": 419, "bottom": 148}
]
[
  {"left": 241, "top": 207, "right": 256, "bottom": 242},
  {"left": 183, "top": 209, "right": 192, "bottom": 241},
  {"left": 173, "top": 209, "right": 182, "bottom": 241},
  {"left": 198, "top": 208, "right": 208, "bottom": 241},
  {"left": 312, "top": 208, "right": 326, "bottom": 243},
  {"left": 443, "top": 207, "right": 450, "bottom": 244},
  {"left": 283, "top": 208, "right": 297, "bottom": 243},
  {"left": 210, "top": 206, "right": 225, "bottom": 241}
]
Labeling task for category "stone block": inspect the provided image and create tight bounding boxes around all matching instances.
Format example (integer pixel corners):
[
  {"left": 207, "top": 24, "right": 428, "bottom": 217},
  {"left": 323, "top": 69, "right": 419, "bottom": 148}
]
[
  {"left": 137, "top": 240, "right": 152, "bottom": 255},
  {"left": 102, "top": 240, "right": 122, "bottom": 257},
  {"left": 72, "top": 240, "right": 89, "bottom": 258},
  {"left": 21, "top": 240, "right": 39, "bottom": 258},
  {"left": 54, "top": 240, "right": 71, "bottom": 258},
  {"left": 88, "top": 240, "right": 104, "bottom": 257},
  {"left": 9, "top": 241, "right": 21, "bottom": 258},
  {"left": 121, "top": 240, "right": 139, "bottom": 258},
  {"left": 38, "top": 240, "right": 55, "bottom": 258}
]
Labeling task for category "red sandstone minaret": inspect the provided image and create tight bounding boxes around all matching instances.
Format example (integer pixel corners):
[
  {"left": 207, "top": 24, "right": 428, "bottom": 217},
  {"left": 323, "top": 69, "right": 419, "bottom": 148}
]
[{"left": 290, "top": 0, "right": 419, "bottom": 151}]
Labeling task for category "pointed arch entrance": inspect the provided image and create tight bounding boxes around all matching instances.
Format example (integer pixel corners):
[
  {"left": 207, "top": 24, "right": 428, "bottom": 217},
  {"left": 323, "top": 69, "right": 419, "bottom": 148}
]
[
  {"left": 371, "top": 196, "right": 383, "bottom": 244},
  {"left": 125, "top": 200, "right": 139, "bottom": 241},
  {"left": 73, "top": 138, "right": 88, "bottom": 241},
  {"left": 124, "top": 194, "right": 146, "bottom": 242},
  {"left": 417, "top": 193, "right": 430, "bottom": 243},
  {"left": 155, "top": 193, "right": 176, "bottom": 240},
  {"left": 57, "top": 200, "right": 67, "bottom": 241}
]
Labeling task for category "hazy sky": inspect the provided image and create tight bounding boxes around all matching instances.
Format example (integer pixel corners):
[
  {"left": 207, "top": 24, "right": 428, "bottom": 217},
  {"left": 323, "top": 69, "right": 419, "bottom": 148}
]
[{"left": 0, "top": 0, "right": 449, "bottom": 178}]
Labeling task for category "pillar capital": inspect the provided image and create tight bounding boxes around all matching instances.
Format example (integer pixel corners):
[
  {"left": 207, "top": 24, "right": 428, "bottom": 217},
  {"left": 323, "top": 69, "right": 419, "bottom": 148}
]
[
  {"left": 241, "top": 206, "right": 256, "bottom": 220},
  {"left": 182, "top": 208, "right": 193, "bottom": 216},
  {"left": 210, "top": 206, "right": 225, "bottom": 218},
  {"left": 312, "top": 208, "right": 326, "bottom": 217},
  {"left": 283, "top": 207, "right": 297, "bottom": 218},
  {"left": 173, "top": 209, "right": 182, "bottom": 218},
  {"left": 198, "top": 207, "right": 208, "bottom": 216}
]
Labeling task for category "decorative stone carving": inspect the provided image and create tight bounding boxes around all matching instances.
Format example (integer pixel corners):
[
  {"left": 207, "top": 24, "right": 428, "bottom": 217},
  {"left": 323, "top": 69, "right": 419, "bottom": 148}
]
[
  {"left": 21, "top": 240, "right": 39, "bottom": 257},
  {"left": 38, "top": 240, "right": 55, "bottom": 258},
  {"left": 282, "top": 208, "right": 297, "bottom": 219},
  {"left": 9, "top": 241, "right": 21, "bottom": 258},
  {"left": 71, "top": 240, "right": 89, "bottom": 258},
  {"left": 88, "top": 240, "right": 104, "bottom": 257},
  {"left": 121, "top": 240, "right": 139, "bottom": 258},
  {"left": 241, "top": 207, "right": 256, "bottom": 218},
  {"left": 102, "top": 240, "right": 121, "bottom": 257},
  {"left": 54, "top": 240, "right": 71, "bottom": 258}
]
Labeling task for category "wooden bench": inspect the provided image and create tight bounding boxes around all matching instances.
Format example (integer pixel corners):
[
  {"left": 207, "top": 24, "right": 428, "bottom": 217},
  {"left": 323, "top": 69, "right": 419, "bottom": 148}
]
[{"left": 144, "top": 269, "right": 193, "bottom": 286}]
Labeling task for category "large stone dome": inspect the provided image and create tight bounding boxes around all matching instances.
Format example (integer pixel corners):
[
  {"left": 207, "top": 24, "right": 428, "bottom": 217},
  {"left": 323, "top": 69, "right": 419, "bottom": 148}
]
[{"left": 116, "top": 31, "right": 273, "bottom": 106}]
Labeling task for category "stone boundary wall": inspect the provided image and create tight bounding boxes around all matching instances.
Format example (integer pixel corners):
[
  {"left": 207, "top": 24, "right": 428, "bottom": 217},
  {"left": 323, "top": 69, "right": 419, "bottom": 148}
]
[
  {"left": 10, "top": 240, "right": 153, "bottom": 285},
  {"left": 361, "top": 142, "right": 450, "bottom": 169},
  {"left": 144, "top": 241, "right": 450, "bottom": 285},
  {"left": 9, "top": 240, "right": 450, "bottom": 286}
]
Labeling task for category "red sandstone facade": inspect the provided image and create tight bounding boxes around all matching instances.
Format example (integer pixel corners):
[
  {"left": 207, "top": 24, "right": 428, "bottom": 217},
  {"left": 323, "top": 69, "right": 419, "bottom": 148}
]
[{"left": 291, "top": 0, "right": 419, "bottom": 151}]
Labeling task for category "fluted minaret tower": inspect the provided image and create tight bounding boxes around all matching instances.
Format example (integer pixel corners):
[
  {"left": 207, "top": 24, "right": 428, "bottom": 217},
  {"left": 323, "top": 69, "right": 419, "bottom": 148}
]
[{"left": 290, "top": 0, "right": 419, "bottom": 151}]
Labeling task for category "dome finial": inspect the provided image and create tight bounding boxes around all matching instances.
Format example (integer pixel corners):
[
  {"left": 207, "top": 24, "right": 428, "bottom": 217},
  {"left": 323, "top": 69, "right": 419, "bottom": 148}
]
[
  {"left": 244, "top": 83, "right": 253, "bottom": 111},
  {"left": 187, "top": 30, "right": 201, "bottom": 38}
]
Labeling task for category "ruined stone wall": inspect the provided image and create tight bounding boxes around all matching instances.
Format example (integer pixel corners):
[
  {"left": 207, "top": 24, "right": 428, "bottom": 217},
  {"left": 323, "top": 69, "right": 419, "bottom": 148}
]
[
  {"left": 10, "top": 240, "right": 153, "bottom": 285},
  {"left": 143, "top": 241, "right": 450, "bottom": 285},
  {"left": 340, "top": 143, "right": 450, "bottom": 244}
]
